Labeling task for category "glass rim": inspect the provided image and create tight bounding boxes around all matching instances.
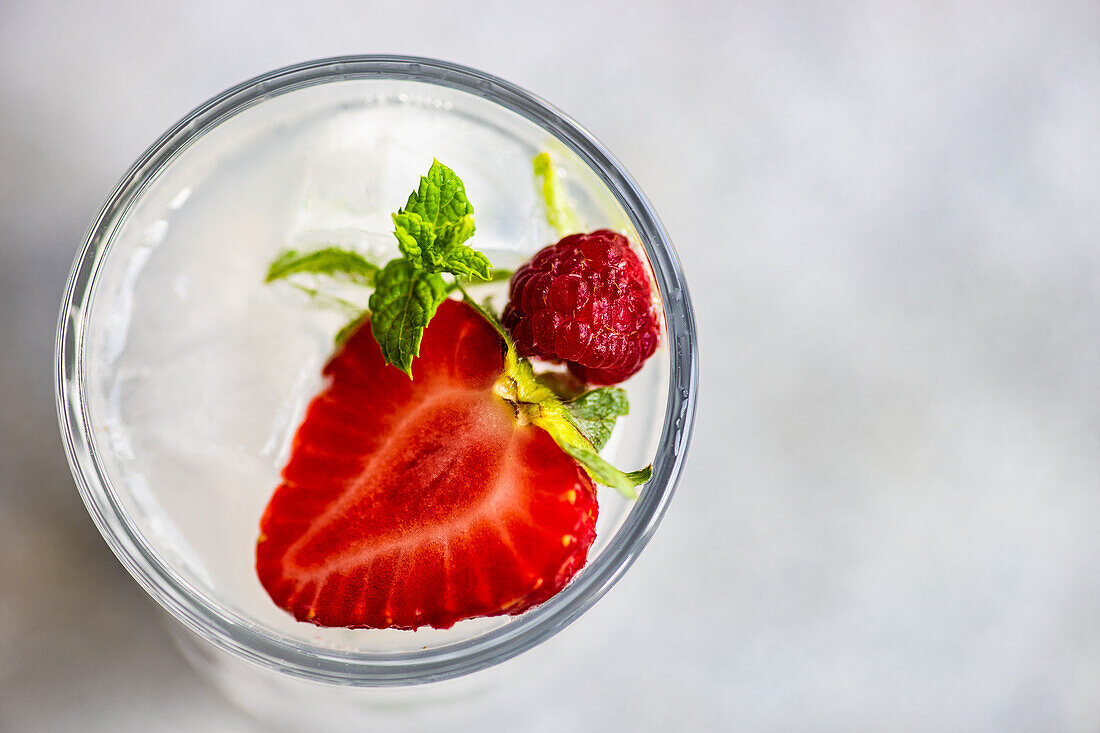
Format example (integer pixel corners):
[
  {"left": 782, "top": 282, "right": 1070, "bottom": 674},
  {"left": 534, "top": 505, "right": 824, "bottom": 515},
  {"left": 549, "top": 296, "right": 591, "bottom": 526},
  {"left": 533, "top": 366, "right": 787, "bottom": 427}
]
[{"left": 54, "top": 55, "right": 698, "bottom": 686}]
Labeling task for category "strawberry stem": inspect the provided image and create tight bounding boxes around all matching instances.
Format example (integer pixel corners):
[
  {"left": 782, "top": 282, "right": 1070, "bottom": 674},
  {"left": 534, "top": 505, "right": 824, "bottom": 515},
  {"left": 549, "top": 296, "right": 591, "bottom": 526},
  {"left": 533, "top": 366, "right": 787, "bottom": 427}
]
[{"left": 457, "top": 287, "right": 650, "bottom": 499}]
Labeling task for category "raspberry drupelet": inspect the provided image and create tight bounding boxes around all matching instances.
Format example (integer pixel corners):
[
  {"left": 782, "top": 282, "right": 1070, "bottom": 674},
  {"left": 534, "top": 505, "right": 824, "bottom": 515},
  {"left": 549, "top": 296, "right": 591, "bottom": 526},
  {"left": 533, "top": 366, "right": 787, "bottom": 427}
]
[{"left": 502, "top": 230, "right": 660, "bottom": 386}]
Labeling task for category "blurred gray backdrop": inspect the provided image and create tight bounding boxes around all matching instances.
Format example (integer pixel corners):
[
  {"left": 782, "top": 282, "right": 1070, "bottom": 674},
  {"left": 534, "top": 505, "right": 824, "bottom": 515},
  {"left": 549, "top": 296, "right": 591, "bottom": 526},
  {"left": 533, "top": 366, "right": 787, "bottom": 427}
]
[{"left": 3, "top": 1, "right": 1100, "bottom": 731}]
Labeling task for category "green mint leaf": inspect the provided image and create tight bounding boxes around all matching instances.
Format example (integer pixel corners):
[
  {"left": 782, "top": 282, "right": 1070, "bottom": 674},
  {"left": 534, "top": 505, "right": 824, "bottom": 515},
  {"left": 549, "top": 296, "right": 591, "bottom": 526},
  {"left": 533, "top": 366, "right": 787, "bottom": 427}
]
[
  {"left": 441, "top": 242, "right": 492, "bottom": 280},
  {"left": 533, "top": 152, "right": 582, "bottom": 236},
  {"left": 436, "top": 213, "right": 476, "bottom": 252},
  {"left": 392, "top": 211, "right": 436, "bottom": 269},
  {"left": 402, "top": 159, "right": 474, "bottom": 229},
  {"left": 367, "top": 259, "right": 446, "bottom": 376},
  {"left": 435, "top": 214, "right": 489, "bottom": 279},
  {"left": 564, "top": 387, "right": 630, "bottom": 451},
  {"left": 265, "top": 247, "right": 378, "bottom": 285}
]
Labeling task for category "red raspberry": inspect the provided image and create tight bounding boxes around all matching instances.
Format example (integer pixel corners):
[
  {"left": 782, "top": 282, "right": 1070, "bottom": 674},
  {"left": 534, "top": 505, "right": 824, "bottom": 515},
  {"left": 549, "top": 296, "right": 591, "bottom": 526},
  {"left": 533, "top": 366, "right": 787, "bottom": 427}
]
[{"left": 502, "top": 230, "right": 659, "bottom": 386}]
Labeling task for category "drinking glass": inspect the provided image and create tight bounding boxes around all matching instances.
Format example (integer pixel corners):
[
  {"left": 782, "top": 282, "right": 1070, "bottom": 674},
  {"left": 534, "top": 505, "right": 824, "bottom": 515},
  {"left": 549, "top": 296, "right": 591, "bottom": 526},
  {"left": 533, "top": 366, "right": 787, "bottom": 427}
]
[{"left": 55, "top": 56, "right": 697, "bottom": 727}]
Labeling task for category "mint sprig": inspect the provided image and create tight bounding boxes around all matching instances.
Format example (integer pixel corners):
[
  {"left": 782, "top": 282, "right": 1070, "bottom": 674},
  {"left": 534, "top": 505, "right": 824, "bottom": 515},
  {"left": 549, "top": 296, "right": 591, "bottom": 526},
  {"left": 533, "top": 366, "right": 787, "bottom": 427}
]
[
  {"left": 264, "top": 161, "right": 499, "bottom": 368},
  {"left": 368, "top": 160, "right": 496, "bottom": 374}
]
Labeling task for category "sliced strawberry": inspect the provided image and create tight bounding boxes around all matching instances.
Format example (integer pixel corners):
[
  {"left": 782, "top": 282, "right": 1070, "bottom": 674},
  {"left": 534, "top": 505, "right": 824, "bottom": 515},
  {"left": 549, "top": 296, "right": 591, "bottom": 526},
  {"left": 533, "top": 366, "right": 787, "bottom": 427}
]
[{"left": 256, "top": 299, "right": 598, "bottom": 630}]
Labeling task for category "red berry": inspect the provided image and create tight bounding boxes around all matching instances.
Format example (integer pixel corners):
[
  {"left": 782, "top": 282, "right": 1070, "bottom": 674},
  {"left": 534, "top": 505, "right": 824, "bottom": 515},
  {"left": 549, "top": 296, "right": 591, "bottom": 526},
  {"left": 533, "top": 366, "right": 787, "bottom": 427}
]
[
  {"left": 502, "top": 230, "right": 659, "bottom": 386},
  {"left": 256, "top": 300, "right": 598, "bottom": 630}
]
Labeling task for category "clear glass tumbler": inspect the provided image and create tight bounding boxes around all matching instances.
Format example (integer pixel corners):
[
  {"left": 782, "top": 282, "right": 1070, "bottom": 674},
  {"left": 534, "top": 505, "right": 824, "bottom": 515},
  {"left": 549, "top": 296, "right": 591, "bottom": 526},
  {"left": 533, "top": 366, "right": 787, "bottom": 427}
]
[{"left": 55, "top": 56, "right": 697, "bottom": 728}]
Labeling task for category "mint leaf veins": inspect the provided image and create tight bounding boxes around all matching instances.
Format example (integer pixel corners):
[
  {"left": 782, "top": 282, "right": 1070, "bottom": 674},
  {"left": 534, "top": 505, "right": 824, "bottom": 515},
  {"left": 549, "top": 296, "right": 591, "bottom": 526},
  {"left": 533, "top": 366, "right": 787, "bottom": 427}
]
[{"left": 367, "top": 260, "right": 447, "bottom": 376}]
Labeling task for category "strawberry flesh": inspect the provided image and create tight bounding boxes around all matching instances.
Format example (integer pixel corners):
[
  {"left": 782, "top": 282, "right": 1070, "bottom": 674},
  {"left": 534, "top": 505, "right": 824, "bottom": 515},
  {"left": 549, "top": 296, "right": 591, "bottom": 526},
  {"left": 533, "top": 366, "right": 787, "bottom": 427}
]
[{"left": 256, "top": 299, "right": 598, "bottom": 630}]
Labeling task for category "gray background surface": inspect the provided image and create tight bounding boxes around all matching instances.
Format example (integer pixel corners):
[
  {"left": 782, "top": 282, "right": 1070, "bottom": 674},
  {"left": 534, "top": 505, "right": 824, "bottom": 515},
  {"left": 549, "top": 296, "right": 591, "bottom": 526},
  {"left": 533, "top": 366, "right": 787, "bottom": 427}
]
[{"left": 3, "top": 1, "right": 1100, "bottom": 730}]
